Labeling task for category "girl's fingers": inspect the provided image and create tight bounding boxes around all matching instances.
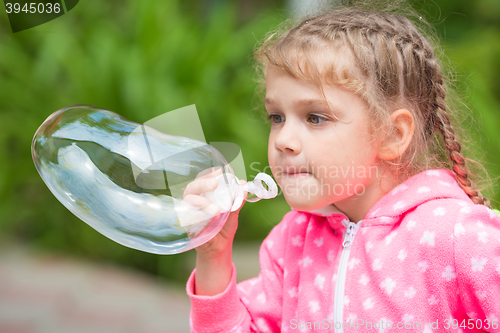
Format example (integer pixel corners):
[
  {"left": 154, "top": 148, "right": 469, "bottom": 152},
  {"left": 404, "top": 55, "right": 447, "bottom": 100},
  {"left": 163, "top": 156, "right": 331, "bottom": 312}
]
[
  {"left": 183, "top": 167, "right": 224, "bottom": 196},
  {"left": 195, "top": 166, "right": 223, "bottom": 180},
  {"left": 183, "top": 194, "right": 220, "bottom": 215},
  {"left": 183, "top": 194, "right": 212, "bottom": 208},
  {"left": 184, "top": 177, "right": 219, "bottom": 196}
]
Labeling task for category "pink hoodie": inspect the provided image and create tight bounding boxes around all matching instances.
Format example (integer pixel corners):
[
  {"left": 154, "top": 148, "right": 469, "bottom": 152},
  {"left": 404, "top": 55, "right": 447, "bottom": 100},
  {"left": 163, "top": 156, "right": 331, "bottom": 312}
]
[{"left": 186, "top": 169, "right": 500, "bottom": 332}]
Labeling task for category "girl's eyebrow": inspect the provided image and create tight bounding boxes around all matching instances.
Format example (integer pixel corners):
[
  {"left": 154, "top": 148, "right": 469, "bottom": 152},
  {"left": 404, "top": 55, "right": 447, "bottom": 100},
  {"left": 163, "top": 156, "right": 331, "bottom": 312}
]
[
  {"left": 265, "top": 97, "right": 329, "bottom": 108},
  {"left": 264, "top": 97, "right": 276, "bottom": 106},
  {"left": 265, "top": 98, "right": 344, "bottom": 119}
]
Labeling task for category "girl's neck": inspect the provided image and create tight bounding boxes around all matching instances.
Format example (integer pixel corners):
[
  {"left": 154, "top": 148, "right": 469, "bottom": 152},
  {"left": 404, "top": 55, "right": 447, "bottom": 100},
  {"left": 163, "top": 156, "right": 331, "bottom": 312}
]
[{"left": 333, "top": 165, "right": 402, "bottom": 223}]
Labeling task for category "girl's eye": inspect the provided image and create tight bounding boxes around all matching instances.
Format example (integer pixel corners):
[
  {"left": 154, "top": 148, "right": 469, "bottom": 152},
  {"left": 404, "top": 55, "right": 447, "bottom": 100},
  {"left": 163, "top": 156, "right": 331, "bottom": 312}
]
[
  {"left": 308, "top": 114, "right": 327, "bottom": 124},
  {"left": 267, "top": 114, "right": 285, "bottom": 124}
]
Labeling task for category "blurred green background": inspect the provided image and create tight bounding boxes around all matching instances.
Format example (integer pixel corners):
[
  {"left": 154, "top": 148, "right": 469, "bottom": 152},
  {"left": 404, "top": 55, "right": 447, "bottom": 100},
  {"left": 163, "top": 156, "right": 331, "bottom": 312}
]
[{"left": 0, "top": 0, "right": 499, "bottom": 286}]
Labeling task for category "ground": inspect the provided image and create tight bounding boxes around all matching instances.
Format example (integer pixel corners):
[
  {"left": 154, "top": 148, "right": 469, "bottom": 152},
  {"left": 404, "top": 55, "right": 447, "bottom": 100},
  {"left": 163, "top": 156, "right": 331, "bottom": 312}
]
[{"left": 0, "top": 242, "right": 260, "bottom": 333}]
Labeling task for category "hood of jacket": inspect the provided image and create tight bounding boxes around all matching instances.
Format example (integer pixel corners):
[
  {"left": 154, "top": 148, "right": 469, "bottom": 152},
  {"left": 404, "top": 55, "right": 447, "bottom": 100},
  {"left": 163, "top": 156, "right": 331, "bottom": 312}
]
[{"left": 304, "top": 168, "right": 471, "bottom": 229}]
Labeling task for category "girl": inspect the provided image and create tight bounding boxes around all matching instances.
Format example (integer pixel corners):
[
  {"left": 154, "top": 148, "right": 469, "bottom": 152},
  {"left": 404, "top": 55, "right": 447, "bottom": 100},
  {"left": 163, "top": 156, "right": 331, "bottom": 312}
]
[{"left": 184, "top": 1, "right": 500, "bottom": 332}]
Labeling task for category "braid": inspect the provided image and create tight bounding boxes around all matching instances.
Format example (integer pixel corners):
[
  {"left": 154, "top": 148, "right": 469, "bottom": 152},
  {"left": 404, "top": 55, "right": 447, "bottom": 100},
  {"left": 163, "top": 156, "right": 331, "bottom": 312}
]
[
  {"left": 433, "top": 79, "right": 492, "bottom": 208},
  {"left": 363, "top": 14, "right": 493, "bottom": 208},
  {"left": 364, "top": 15, "right": 493, "bottom": 208}
]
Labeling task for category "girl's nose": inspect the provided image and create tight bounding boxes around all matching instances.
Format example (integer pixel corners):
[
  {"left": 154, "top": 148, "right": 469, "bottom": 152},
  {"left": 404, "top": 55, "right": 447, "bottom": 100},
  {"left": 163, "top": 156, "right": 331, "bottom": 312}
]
[{"left": 274, "top": 122, "right": 302, "bottom": 154}]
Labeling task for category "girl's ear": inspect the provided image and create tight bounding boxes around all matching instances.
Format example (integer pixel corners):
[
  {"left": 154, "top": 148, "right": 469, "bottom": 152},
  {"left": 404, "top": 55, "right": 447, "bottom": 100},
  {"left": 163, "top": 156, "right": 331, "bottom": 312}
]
[{"left": 377, "top": 109, "right": 415, "bottom": 161}]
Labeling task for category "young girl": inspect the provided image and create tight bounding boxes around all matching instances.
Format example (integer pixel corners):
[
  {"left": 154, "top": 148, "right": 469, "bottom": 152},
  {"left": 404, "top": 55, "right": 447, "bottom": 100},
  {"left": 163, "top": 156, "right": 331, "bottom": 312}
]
[{"left": 184, "top": 2, "right": 500, "bottom": 332}]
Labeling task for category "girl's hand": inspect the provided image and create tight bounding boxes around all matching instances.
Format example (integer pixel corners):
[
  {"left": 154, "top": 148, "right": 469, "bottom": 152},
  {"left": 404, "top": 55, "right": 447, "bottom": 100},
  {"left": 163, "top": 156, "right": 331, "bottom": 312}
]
[{"left": 183, "top": 167, "right": 246, "bottom": 259}]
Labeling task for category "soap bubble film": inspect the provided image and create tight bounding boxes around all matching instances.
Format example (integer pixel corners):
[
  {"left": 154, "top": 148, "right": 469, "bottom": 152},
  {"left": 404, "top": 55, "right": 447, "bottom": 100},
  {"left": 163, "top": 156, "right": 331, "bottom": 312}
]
[{"left": 31, "top": 105, "right": 238, "bottom": 254}]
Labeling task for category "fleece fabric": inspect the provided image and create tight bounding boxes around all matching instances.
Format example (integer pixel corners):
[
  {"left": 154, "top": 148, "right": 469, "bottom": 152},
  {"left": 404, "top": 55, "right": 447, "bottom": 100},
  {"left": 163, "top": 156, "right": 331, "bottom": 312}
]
[{"left": 186, "top": 169, "right": 500, "bottom": 332}]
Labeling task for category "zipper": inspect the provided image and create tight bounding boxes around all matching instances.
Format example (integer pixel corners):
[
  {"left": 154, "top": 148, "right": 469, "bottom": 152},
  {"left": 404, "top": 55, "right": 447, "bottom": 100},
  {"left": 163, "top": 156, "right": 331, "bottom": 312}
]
[{"left": 333, "top": 220, "right": 361, "bottom": 333}]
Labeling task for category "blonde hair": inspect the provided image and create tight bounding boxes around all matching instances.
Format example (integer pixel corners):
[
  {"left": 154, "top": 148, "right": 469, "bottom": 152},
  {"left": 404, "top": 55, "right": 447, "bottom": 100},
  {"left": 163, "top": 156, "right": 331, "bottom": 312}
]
[{"left": 254, "top": 0, "right": 493, "bottom": 208}]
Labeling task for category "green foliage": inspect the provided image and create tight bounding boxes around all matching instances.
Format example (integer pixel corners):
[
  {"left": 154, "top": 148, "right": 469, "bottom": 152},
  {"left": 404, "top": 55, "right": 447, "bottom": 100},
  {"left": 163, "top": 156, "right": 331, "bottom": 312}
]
[
  {"left": 445, "top": 30, "right": 500, "bottom": 200},
  {"left": 0, "top": 0, "right": 288, "bottom": 284},
  {"left": 421, "top": 0, "right": 500, "bottom": 202}
]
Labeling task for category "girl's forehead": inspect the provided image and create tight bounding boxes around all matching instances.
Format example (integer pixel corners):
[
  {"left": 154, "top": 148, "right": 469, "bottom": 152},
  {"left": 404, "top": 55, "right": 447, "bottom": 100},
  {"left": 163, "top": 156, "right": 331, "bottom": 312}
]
[
  {"left": 265, "top": 69, "right": 369, "bottom": 116},
  {"left": 262, "top": 43, "right": 373, "bottom": 116},
  {"left": 263, "top": 44, "right": 363, "bottom": 90}
]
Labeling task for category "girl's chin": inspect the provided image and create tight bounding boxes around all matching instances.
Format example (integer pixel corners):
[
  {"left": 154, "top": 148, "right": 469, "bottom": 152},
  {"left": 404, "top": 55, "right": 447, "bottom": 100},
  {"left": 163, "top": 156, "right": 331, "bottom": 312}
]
[{"left": 283, "top": 195, "right": 325, "bottom": 212}]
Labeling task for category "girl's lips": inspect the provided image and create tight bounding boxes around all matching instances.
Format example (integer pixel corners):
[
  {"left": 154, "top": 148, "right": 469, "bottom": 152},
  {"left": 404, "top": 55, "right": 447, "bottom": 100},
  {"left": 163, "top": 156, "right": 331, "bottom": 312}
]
[{"left": 282, "top": 172, "right": 312, "bottom": 177}]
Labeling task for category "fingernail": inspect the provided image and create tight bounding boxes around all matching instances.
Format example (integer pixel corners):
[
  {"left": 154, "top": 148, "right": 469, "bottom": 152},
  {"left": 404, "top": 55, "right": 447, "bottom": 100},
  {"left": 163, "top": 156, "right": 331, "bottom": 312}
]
[
  {"left": 207, "top": 178, "right": 218, "bottom": 188},
  {"left": 206, "top": 204, "right": 219, "bottom": 215}
]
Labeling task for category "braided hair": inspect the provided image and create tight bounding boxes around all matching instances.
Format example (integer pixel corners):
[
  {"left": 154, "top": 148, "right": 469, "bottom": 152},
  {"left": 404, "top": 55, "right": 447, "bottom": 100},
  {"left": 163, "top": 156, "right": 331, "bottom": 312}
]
[{"left": 254, "top": 3, "right": 491, "bottom": 208}]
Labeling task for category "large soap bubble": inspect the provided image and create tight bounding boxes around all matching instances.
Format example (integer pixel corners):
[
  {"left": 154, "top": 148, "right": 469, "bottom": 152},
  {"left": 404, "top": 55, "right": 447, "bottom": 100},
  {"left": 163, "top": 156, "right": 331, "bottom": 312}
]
[{"left": 31, "top": 105, "right": 277, "bottom": 254}]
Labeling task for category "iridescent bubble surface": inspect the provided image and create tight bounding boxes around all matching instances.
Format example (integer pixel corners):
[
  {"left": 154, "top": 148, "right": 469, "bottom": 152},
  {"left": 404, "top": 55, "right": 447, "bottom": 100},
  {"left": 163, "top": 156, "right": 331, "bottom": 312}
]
[{"left": 31, "top": 105, "right": 277, "bottom": 254}]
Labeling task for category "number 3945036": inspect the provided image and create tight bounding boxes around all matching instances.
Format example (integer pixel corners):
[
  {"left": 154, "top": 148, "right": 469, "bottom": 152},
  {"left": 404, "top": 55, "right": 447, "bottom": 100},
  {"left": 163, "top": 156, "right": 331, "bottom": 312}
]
[{"left": 5, "top": 2, "right": 61, "bottom": 14}]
